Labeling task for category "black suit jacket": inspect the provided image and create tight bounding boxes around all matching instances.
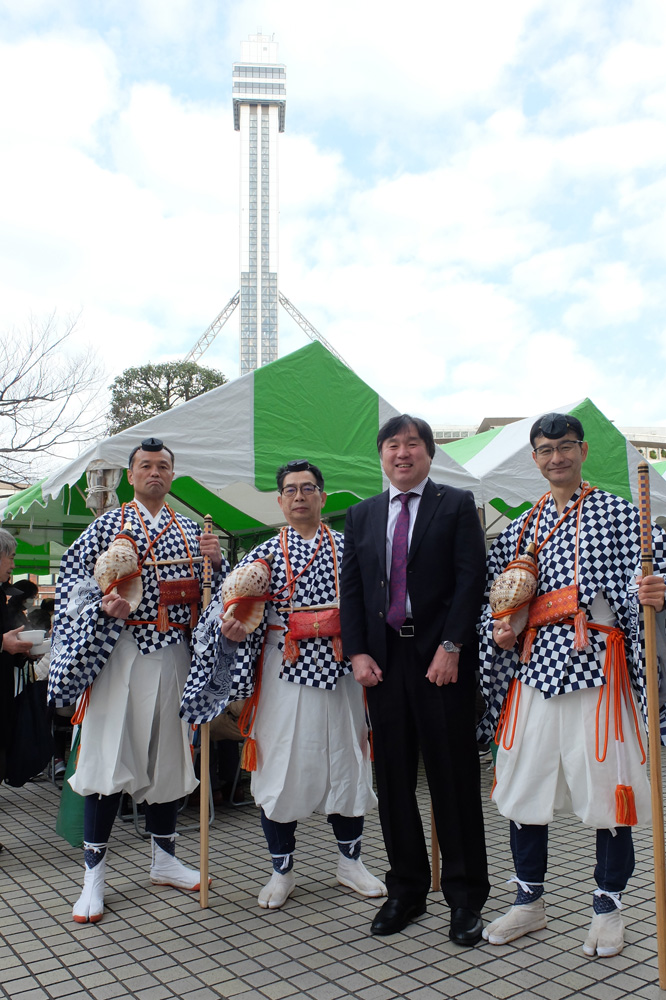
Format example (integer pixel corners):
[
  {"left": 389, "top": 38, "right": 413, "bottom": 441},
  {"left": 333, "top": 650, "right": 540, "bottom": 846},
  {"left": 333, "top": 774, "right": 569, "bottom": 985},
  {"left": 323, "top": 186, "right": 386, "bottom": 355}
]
[{"left": 340, "top": 479, "right": 486, "bottom": 671}]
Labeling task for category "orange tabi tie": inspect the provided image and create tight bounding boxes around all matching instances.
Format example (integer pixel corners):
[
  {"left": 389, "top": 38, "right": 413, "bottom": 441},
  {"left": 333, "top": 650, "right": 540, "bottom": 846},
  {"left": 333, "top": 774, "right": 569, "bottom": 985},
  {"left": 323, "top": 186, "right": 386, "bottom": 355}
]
[
  {"left": 591, "top": 623, "right": 646, "bottom": 827},
  {"left": 513, "top": 485, "right": 596, "bottom": 664},
  {"left": 123, "top": 501, "right": 199, "bottom": 632},
  {"left": 278, "top": 524, "right": 343, "bottom": 664},
  {"left": 71, "top": 686, "right": 91, "bottom": 726},
  {"left": 237, "top": 624, "right": 284, "bottom": 772},
  {"left": 495, "top": 676, "right": 521, "bottom": 752}
]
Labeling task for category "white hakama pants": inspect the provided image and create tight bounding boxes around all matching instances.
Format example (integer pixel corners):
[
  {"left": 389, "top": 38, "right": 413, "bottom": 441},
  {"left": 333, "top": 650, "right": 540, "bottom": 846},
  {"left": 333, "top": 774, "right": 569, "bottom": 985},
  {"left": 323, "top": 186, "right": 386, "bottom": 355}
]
[
  {"left": 251, "top": 640, "right": 377, "bottom": 823},
  {"left": 70, "top": 631, "right": 198, "bottom": 804},
  {"left": 493, "top": 682, "right": 651, "bottom": 829}
]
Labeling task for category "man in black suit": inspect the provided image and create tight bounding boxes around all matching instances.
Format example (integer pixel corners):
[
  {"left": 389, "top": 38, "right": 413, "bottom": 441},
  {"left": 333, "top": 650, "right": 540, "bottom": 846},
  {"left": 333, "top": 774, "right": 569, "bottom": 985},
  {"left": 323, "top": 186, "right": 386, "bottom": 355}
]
[{"left": 340, "top": 414, "right": 489, "bottom": 942}]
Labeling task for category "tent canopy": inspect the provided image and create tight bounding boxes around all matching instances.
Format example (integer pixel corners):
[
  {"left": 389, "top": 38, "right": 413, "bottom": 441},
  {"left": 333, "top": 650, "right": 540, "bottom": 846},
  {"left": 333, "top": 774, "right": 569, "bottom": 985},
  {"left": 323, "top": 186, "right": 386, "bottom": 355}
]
[
  {"left": 0, "top": 342, "right": 480, "bottom": 572},
  {"left": 442, "top": 398, "right": 666, "bottom": 522}
]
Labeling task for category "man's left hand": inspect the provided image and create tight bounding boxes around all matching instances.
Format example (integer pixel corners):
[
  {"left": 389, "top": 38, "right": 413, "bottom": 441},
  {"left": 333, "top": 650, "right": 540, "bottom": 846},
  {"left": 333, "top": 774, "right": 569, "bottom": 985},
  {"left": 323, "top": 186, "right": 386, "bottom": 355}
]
[
  {"left": 199, "top": 532, "right": 222, "bottom": 572},
  {"left": 637, "top": 574, "right": 666, "bottom": 612},
  {"left": 426, "top": 645, "right": 459, "bottom": 686}
]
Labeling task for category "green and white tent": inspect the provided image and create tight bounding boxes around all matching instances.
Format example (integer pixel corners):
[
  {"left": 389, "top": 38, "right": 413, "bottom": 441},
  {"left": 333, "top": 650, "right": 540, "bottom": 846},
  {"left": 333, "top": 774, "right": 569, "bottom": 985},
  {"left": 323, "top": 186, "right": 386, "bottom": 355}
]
[
  {"left": 0, "top": 342, "right": 481, "bottom": 574},
  {"left": 442, "top": 398, "right": 666, "bottom": 524}
]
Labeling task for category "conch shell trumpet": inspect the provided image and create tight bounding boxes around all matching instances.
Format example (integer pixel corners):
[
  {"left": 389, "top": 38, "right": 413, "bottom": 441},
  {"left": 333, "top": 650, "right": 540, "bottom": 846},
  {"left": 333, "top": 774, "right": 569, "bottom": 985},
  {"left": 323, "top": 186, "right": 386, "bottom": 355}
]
[
  {"left": 221, "top": 553, "right": 274, "bottom": 634},
  {"left": 94, "top": 526, "right": 143, "bottom": 612},
  {"left": 490, "top": 542, "right": 537, "bottom": 637}
]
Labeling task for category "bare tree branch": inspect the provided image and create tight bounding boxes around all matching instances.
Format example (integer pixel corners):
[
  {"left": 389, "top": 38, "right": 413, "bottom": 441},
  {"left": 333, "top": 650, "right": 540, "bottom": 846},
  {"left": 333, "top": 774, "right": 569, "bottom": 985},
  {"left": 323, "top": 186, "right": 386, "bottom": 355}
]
[{"left": 0, "top": 313, "right": 106, "bottom": 481}]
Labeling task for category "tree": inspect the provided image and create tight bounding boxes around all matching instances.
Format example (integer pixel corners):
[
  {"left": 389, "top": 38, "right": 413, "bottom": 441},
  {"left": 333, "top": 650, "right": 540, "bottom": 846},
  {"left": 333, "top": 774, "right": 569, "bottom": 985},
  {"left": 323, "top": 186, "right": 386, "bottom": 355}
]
[
  {"left": 0, "top": 314, "right": 104, "bottom": 481},
  {"left": 107, "top": 361, "right": 228, "bottom": 435}
]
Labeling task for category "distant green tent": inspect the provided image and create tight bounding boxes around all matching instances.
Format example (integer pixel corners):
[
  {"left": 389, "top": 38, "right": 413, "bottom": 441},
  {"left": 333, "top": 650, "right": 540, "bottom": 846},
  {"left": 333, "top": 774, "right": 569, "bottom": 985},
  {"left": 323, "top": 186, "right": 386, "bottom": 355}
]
[
  {"left": 442, "top": 398, "right": 666, "bottom": 522},
  {"left": 0, "top": 342, "right": 480, "bottom": 573}
]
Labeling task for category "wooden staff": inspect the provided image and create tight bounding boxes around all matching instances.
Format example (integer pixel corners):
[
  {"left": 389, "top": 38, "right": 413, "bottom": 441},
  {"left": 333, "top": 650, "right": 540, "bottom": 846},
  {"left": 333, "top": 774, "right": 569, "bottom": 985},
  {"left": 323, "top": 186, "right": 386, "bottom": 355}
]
[
  {"left": 637, "top": 461, "right": 666, "bottom": 987},
  {"left": 199, "top": 515, "right": 213, "bottom": 908}
]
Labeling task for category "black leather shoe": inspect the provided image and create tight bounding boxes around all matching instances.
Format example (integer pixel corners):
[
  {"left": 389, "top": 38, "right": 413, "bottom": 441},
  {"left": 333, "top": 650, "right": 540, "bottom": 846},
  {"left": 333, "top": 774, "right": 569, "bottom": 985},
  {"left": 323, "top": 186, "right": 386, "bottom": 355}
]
[
  {"left": 449, "top": 907, "right": 483, "bottom": 946},
  {"left": 370, "top": 898, "right": 427, "bottom": 936}
]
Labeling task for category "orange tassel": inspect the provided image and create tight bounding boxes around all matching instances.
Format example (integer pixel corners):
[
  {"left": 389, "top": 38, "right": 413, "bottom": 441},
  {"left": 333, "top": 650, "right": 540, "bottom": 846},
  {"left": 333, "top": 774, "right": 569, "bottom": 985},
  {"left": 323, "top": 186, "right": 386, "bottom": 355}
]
[
  {"left": 615, "top": 784, "right": 638, "bottom": 826},
  {"left": 574, "top": 608, "right": 589, "bottom": 650},
  {"left": 240, "top": 737, "right": 257, "bottom": 772},
  {"left": 190, "top": 604, "right": 198, "bottom": 629},
  {"left": 71, "top": 686, "right": 91, "bottom": 725},
  {"left": 283, "top": 631, "right": 300, "bottom": 663},
  {"left": 368, "top": 729, "right": 374, "bottom": 763},
  {"left": 520, "top": 627, "right": 537, "bottom": 664},
  {"left": 157, "top": 604, "right": 170, "bottom": 633},
  {"left": 332, "top": 635, "right": 344, "bottom": 662}
]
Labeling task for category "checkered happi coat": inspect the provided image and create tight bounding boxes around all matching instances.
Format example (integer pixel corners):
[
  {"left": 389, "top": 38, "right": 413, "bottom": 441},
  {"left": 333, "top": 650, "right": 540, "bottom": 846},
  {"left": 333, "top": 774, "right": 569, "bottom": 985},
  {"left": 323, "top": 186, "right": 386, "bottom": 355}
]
[
  {"left": 181, "top": 525, "right": 350, "bottom": 725},
  {"left": 48, "top": 504, "right": 226, "bottom": 707},
  {"left": 478, "top": 486, "right": 666, "bottom": 745}
]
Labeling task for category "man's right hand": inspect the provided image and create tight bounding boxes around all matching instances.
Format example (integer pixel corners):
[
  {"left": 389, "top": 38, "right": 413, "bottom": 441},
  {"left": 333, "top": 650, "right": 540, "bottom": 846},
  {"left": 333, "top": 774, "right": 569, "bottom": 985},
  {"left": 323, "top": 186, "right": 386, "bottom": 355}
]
[
  {"left": 101, "top": 594, "right": 131, "bottom": 619},
  {"left": 220, "top": 618, "right": 247, "bottom": 642},
  {"left": 1, "top": 627, "right": 33, "bottom": 655},
  {"left": 350, "top": 653, "right": 383, "bottom": 687}
]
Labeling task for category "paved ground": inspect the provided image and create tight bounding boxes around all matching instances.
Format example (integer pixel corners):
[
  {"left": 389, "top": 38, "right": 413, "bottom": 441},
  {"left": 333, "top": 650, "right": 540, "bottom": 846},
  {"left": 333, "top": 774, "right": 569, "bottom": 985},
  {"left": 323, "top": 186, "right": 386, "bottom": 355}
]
[{"left": 1, "top": 756, "right": 665, "bottom": 1000}]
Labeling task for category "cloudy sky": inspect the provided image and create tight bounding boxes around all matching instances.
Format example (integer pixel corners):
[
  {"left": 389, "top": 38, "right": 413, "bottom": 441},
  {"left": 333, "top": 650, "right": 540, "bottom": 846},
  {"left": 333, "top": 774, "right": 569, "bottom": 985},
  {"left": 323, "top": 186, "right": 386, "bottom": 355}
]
[{"left": 2, "top": 0, "right": 666, "bottom": 442}]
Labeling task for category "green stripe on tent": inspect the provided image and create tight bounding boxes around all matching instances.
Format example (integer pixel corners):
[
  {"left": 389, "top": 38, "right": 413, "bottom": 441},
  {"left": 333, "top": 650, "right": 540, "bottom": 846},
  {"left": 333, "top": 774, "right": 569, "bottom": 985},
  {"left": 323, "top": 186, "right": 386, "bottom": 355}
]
[
  {"left": 168, "top": 477, "right": 267, "bottom": 534},
  {"left": 253, "top": 342, "right": 383, "bottom": 497},
  {"left": 3, "top": 479, "right": 49, "bottom": 516},
  {"left": 570, "top": 399, "right": 632, "bottom": 502},
  {"left": 489, "top": 498, "right": 533, "bottom": 520},
  {"left": 441, "top": 426, "right": 503, "bottom": 464}
]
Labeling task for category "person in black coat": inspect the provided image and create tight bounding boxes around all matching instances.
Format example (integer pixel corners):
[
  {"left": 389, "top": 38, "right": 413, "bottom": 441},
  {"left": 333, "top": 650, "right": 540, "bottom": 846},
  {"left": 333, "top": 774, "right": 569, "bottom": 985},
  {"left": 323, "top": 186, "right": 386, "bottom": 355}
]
[
  {"left": 340, "top": 414, "right": 489, "bottom": 942},
  {"left": 0, "top": 529, "right": 34, "bottom": 785}
]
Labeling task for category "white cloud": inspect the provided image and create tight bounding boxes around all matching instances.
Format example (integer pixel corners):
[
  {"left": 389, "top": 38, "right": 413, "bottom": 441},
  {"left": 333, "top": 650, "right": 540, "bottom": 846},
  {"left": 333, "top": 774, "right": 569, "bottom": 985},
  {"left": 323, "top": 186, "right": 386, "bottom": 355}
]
[
  {"left": 564, "top": 262, "right": 646, "bottom": 330},
  {"left": 0, "top": 33, "right": 118, "bottom": 149},
  {"left": 512, "top": 244, "right": 597, "bottom": 299},
  {"left": 1, "top": 0, "right": 666, "bottom": 440}
]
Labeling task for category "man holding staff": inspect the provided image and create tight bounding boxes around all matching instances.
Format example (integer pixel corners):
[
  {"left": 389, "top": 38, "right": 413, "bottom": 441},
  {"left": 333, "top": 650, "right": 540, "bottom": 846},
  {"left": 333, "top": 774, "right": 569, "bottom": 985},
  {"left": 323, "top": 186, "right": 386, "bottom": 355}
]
[
  {"left": 49, "top": 437, "right": 225, "bottom": 923},
  {"left": 479, "top": 412, "right": 666, "bottom": 957},
  {"left": 183, "top": 459, "right": 384, "bottom": 910}
]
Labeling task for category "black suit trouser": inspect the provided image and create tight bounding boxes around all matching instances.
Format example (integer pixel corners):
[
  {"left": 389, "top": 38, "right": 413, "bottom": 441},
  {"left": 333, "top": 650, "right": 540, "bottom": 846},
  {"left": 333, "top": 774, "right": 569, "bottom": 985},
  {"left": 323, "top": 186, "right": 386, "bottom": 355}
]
[{"left": 367, "top": 629, "right": 489, "bottom": 911}]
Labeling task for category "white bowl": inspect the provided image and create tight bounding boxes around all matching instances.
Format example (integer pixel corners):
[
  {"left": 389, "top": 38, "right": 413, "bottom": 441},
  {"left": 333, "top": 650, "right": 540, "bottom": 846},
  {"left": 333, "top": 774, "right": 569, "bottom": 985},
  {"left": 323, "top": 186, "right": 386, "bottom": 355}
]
[
  {"left": 20, "top": 630, "right": 45, "bottom": 645},
  {"left": 31, "top": 639, "right": 51, "bottom": 657}
]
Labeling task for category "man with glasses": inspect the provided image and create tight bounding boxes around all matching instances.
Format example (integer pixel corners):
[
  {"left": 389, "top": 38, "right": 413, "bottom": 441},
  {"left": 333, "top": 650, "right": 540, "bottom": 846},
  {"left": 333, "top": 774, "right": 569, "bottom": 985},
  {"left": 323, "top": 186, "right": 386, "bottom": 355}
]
[
  {"left": 479, "top": 412, "right": 666, "bottom": 957},
  {"left": 184, "top": 460, "right": 385, "bottom": 910}
]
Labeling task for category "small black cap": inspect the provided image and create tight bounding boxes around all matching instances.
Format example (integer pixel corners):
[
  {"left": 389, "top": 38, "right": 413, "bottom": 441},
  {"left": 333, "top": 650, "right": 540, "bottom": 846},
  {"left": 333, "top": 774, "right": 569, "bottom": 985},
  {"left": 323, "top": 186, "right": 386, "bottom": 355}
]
[
  {"left": 141, "top": 437, "right": 164, "bottom": 452},
  {"left": 537, "top": 413, "right": 569, "bottom": 438},
  {"left": 128, "top": 437, "right": 167, "bottom": 468}
]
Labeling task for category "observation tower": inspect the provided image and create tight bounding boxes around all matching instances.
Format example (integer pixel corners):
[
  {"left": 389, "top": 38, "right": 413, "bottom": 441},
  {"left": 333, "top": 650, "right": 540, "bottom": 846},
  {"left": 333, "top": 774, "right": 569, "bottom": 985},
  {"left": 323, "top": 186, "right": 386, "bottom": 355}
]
[
  {"left": 233, "top": 34, "right": 286, "bottom": 375},
  {"left": 185, "top": 34, "right": 348, "bottom": 373}
]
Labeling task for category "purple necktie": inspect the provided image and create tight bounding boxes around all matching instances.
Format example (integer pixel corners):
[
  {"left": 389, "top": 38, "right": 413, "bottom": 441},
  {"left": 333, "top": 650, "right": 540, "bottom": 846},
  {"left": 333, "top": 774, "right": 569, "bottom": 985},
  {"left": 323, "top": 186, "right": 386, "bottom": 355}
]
[{"left": 387, "top": 492, "right": 413, "bottom": 632}]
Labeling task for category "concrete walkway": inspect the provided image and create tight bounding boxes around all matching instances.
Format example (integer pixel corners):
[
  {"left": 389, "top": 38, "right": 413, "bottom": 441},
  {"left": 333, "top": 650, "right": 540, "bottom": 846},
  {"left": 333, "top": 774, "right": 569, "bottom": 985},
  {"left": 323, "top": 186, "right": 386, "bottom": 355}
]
[{"left": 1, "top": 757, "right": 664, "bottom": 1000}]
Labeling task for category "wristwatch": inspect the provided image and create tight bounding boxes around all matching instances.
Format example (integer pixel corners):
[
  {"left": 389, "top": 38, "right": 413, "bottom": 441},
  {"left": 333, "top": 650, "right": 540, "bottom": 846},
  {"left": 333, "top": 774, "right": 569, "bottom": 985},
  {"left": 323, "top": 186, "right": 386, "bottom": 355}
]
[{"left": 440, "top": 640, "right": 461, "bottom": 654}]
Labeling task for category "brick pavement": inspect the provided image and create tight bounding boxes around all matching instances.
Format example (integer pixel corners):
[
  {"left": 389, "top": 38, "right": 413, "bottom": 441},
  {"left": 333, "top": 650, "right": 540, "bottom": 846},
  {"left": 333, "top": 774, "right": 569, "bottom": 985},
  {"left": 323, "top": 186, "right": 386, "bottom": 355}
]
[{"left": 0, "top": 757, "right": 664, "bottom": 999}]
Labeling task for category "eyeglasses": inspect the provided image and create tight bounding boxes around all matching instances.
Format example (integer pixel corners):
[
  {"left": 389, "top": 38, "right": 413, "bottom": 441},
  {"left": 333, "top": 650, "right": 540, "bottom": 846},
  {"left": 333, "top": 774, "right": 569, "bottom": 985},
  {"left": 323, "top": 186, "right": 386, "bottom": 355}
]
[
  {"left": 533, "top": 440, "right": 583, "bottom": 459},
  {"left": 280, "top": 483, "right": 320, "bottom": 497}
]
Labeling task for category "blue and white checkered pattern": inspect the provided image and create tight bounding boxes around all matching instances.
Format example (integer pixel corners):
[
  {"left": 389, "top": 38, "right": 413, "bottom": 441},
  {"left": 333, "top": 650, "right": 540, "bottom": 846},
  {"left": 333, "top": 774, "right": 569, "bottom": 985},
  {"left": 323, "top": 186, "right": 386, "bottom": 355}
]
[
  {"left": 181, "top": 525, "right": 350, "bottom": 724},
  {"left": 48, "top": 503, "right": 226, "bottom": 707},
  {"left": 478, "top": 487, "right": 666, "bottom": 744}
]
